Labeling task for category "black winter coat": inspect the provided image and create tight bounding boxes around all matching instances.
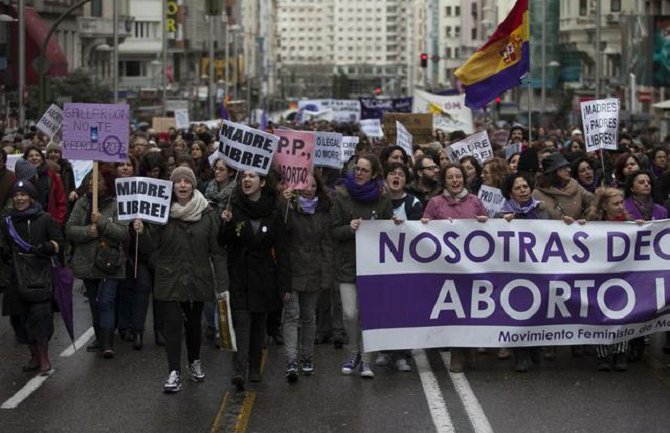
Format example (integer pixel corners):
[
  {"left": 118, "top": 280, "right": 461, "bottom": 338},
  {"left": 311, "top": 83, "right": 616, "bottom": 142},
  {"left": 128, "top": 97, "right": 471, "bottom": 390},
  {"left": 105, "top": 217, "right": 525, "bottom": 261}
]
[{"left": 219, "top": 192, "right": 291, "bottom": 313}]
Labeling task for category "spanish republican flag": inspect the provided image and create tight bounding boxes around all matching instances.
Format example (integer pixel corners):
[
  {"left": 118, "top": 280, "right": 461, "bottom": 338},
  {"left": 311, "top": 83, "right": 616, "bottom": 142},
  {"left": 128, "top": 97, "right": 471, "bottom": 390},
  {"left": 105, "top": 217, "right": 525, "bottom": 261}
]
[{"left": 455, "top": 0, "right": 529, "bottom": 109}]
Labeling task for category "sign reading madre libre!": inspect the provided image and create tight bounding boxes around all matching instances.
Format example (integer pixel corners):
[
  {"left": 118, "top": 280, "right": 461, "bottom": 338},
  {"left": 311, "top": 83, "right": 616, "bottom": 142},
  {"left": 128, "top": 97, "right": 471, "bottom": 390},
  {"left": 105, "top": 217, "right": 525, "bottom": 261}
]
[
  {"left": 218, "top": 119, "right": 279, "bottom": 175},
  {"left": 115, "top": 177, "right": 173, "bottom": 224},
  {"left": 62, "top": 103, "right": 130, "bottom": 163}
]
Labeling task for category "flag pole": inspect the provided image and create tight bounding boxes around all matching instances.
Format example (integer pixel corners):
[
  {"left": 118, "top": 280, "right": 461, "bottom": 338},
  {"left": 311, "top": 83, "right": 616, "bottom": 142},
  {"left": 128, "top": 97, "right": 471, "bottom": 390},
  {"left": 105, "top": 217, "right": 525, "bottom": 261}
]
[{"left": 527, "top": 0, "right": 532, "bottom": 142}]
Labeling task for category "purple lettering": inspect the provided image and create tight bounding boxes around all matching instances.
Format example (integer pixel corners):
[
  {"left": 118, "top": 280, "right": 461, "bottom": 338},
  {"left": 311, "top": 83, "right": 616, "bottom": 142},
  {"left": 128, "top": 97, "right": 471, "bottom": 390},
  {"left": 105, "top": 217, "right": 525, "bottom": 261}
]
[
  {"left": 442, "top": 232, "right": 461, "bottom": 264},
  {"left": 518, "top": 232, "right": 538, "bottom": 263},
  {"left": 380, "top": 232, "right": 405, "bottom": 263},
  {"left": 464, "top": 230, "right": 495, "bottom": 262},
  {"left": 541, "top": 232, "right": 569, "bottom": 262},
  {"left": 607, "top": 231, "right": 629, "bottom": 262},
  {"left": 634, "top": 230, "right": 652, "bottom": 261},
  {"left": 409, "top": 233, "right": 441, "bottom": 263}
]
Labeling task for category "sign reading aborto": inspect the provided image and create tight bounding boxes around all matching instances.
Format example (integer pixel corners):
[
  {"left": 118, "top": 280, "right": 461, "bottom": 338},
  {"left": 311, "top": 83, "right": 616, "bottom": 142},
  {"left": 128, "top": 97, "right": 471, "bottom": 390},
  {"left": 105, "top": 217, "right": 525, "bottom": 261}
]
[{"left": 61, "top": 103, "right": 130, "bottom": 163}]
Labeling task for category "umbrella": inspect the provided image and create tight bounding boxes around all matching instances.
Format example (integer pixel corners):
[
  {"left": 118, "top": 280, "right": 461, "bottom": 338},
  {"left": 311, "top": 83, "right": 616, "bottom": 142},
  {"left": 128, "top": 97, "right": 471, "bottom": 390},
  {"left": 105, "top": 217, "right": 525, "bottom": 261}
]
[{"left": 52, "top": 263, "right": 75, "bottom": 347}]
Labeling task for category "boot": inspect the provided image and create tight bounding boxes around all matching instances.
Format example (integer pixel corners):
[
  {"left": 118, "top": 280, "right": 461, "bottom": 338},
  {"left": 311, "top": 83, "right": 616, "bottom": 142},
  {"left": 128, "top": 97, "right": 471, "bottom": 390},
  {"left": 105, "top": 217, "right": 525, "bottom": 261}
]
[
  {"left": 35, "top": 337, "right": 52, "bottom": 375},
  {"left": 450, "top": 348, "right": 465, "bottom": 373},
  {"left": 133, "top": 331, "right": 143, "bottom": 351},
  {"left": 101, "top": 329, "right": 115, "bottom": 359},
  {"left": 155, "top": 329, "right": 166, "bottom": 347},
  {"left": 22, "top": 344, "right": 39, "bottom": 372}
]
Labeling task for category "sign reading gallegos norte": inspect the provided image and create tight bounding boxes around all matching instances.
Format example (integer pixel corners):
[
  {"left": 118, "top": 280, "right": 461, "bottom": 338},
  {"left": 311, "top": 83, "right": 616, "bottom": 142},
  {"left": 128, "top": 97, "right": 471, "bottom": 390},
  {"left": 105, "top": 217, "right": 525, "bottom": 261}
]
[{"left": 356, "top": 219, "right": 670, "bottom": 352}]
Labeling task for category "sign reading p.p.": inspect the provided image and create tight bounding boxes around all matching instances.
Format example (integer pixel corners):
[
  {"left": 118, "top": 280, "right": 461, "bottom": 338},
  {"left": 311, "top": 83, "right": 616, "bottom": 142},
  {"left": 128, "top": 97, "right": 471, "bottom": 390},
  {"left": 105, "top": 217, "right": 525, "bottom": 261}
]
[
  {"left": 115, "top": 177, "right": 173, "bottom": 224},
  {"left": 580, "top": 98, "right": 619, "bottom": 152},
  {"left": 62, "top": 103, "right": 130, "bottom": 162},
  {"left": 273, "top": 130, "right": 315, "bottom": 189}
]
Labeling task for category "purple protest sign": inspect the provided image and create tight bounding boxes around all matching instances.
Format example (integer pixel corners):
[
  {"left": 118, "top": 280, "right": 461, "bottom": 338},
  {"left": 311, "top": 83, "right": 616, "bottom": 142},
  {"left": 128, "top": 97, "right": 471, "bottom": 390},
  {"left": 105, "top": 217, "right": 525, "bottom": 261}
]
[
  {"left": 356, "top": 220, "right": 670, "bottom": 351},
  {"left": 62, "top": 103, "right": 130, "bottom": 162}
]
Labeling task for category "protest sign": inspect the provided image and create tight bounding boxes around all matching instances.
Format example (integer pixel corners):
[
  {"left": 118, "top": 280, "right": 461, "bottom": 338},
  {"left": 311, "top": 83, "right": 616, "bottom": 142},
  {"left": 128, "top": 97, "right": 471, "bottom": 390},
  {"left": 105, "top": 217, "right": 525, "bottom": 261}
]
[
  {"left": 218, "top": 119, "right": 279, "bottom": 175},
  {"left": 356, "top": 219, "right": 670, "bottom": 351},
  {"left": 478, "top": 185, "right": 505, "bottom": 218},
  {"left": 340, "top": 136, "right": 359, "bottom": 164},
  {"left": 36, "top": 104, "right": 63, "bottom": 137},
  {"left": 115, "top": 177, "right": 173, "bottom": 224},
  {"left": 152, "top": 117, "right": 176, "bottom": 132},
  {"left": 298, "top": 99, "right": 361, "bottom": 123},
  {"left": 505, "top": 142, "right": 521, "bottom": 159},
  {"left": 6, "top": 154, "right": 20, "bottom": 172},
  {"left": 314, "top": 131, "right": 343, "bottom": 169},
  {"left": 360, "top": 97, "right": 413, "bottom": 120},
  {"left": 359, "top": 119, "right": 384, "bottom": 138},
  {"left": 62, "top": 103, "right": 130, "bottom": 163},
  {"left": 71, "top": 160, "right": 94, "bottom": 189},
  {"left": 580, "top": 98, "right": 619, "bottom": 152},
  {"left": 413, "top": 90, "right": 474, "bottom": 134},
  {"left": 382, "top": 113, "right": 433, "bottom": 145},
  {"left": 395, "top": 120, "right": 413, "bottom": 156},
  {"left": 447, "top": 131, "right": 493, "bottom": 163},
  {"left": 174, "top": 108, "right": 190, "bottom": 130},
  {"left": 273, "top": 129, "right": 315, "bottom": 189}
]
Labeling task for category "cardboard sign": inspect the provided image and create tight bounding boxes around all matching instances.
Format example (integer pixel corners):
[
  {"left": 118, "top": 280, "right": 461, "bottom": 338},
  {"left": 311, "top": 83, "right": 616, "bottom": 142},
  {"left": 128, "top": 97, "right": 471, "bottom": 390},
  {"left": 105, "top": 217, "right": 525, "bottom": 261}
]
[
  {"left": 115, "top": 177, "right": 173, "bottom": 224},
  {"left": 382, "top": 113, "right": 433, "bottom": 145},
  {"left": 174, "top": 109, "right": 190, "bottom": 130},
  {"left": 152, "top": 117, "right": 176, "bottom": 132},
  {"left": 359, "top": 119, "right": 384, "bottom": 138},
  {"left": 62, "top": 103, "right": 130, "bottom": 162},
  {"left": 395, "top": 120, "right": 413, "bottom": 156},
  {"left": 273, "top": 130, "right": 315, "bottom": 189},
  {"left": 580, "top": 98, "right": 619, "bottom": 152},
  {"left": 340, "top": 136, "right": 359, "bottom": 164},
  {"left": 218, "top": 119, "right": 279, "bottom": 175},
  {"left": 36, "top": 104, "right": 63, "bottom": 138},
  {"left": 314, "top": 131, "right": 343, "bottom": 169},
  {"left": 447, "top": 131, "right": 494, "bottom": 164},
  {"left": 478, "top": 185, "right": 506, "bottom": 218}
]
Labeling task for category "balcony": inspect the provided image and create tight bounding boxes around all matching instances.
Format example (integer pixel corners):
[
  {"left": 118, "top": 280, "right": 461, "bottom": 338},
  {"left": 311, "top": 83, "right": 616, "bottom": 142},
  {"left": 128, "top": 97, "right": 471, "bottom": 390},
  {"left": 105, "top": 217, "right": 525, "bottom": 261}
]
[{"left": 77, "top": 16, "right": 134, "bottom": 39}]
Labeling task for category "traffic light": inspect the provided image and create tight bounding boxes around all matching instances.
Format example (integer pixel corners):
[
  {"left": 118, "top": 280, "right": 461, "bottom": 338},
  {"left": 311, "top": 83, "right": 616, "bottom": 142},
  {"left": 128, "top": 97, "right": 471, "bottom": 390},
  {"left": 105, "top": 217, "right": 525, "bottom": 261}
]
[
  {"left": 374, "top": 86, "right": 382, "bottom": 96},
  {"left": 420, "top": 53, "right": 428, "bottom": 68},
  {"left": 495, "top": 97, "right": 501, "bottom": 112}
]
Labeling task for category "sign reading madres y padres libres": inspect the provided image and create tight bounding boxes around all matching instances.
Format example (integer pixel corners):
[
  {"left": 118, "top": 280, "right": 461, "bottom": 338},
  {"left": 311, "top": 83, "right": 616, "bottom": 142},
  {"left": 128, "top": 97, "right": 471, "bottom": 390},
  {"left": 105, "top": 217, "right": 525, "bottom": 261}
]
[
  {"left": 580, "top": 98, "right": 619, "bottom": 152},
  {"left": 61, "top": 103, "right": 130, "bottom": 163},
  {"left": 218, "top": 119, "right": 279, "bottom": 175}
]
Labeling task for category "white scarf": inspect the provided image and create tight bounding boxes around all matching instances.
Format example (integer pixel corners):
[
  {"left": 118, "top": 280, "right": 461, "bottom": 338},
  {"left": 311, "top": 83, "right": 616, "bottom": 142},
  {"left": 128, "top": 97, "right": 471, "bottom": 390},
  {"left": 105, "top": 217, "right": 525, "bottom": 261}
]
[{"left": 170, "top": 189, "right": 209, "bottom": 222}]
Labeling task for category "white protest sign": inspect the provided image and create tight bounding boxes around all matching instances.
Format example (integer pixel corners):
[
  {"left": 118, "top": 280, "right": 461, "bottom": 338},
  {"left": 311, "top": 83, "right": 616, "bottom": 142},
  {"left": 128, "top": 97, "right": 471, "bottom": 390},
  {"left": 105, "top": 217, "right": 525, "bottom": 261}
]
[
  {"left": 218, "top": 119, "right": 279, "bottom": 175},
  {"left": 395, "top": 120, "right": 413, "bottom": 157},
  {"left": 412, "top": 90, "right": 474, "bottom": 134},
  {"left": 447, "top": 131, "right": 493, "bottom": 164},
  {"left": 6, "top": 154, "right": 20, "bottom": 173},
  {"left": 360, "top": 119, "right": 384, "bottom": 138},
  {"left": 314, "top": 131, "right": 343, "bottom": 169},
  {"left": 505, "top": 142, "right": 521, "bottom": 159},
  {"left": 580, "top": 98, "right": 619, "bottom": 152},
  {"left": 36, "top": 104, "right": 64, "bottom": 138},
  {"left": 477, "top": 185, "right": 505, "bottom": 218},
  {"left": 174, "top": 109, "right": 190, "bottom": 130},
  {"left": 71, "top": 160, "right": 94, "bottom": 189},
  {"left": 340, "top": 136, "right": 359, "bottom": 164},
  {"left": 115, "top": 177, "right": 173, "bottom": 224}
]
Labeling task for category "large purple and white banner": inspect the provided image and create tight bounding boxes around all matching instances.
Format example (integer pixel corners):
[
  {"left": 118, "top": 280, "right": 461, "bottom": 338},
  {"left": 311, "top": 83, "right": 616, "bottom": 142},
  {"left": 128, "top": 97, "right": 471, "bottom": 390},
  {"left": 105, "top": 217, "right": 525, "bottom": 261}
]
[{"left": 356, "top": 219, "right": 670, "bottom": 351}]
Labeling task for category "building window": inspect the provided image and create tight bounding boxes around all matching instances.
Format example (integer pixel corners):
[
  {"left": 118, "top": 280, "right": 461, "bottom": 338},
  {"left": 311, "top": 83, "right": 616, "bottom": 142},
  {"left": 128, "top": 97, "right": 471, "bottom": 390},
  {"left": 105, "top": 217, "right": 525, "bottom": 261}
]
[
  {"left": 91, "top": 0, "right": 102, "bottom": 17},
  {"left": 611, "top": 0, "right": 621, "bottom": 12},
  {"left": 455, "top": 6, "right": 460, "bottom": 16},
  {"left": 455, "top": 26, "right": 460, "bottom": 37},
  {"left": 454, "top": 48, "right": 460, "bottom": 58},
  {"left": 446, "top": 6, "right": 451, "bottom": 16},
  {"left": 471, "top": 27, "right": 477, "bottom": 39},
  {"left": 445, "top": 26, "right": 451, "bottom": 38},
  {"left": 471, "top": 2, "right": 477, "bottom": 17},
  {"left": 123, "top": 61, "right": 142, "bottom": 77},
  {"left": 445, "top": 47, "right": 451, "bottom": 58},
  {"left": 579, "top": 0, "right": 588, "bottom": 15}
]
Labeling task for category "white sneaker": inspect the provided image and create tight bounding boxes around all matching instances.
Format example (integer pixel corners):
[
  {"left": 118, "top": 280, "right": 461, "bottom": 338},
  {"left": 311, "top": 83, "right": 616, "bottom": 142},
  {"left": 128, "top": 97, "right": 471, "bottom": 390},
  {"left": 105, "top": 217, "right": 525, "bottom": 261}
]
[
  {"left": 395, "top": 358, "right": 412, "bottom": 372},
  {"left": 359, "top": 361, "right": 375, "bottom": 378},
  {"left": 375, "top": 353, "right": 391, "bottom": 367},
  {"left": 163, "top": 370, "right": 183, "bottom": 393},
  {"left": 187, "top": 360, "right": 205, "bottom": 382}
]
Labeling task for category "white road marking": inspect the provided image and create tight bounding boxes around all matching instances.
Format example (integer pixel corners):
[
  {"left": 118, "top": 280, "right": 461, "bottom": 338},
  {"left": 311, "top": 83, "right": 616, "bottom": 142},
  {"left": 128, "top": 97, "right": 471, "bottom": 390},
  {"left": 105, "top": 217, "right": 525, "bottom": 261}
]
[
  {"left": 60, "top": 327, "right": 95, "bottom": 357},
  {"left": 1, "top": 328, "right": 91, "bottom": 409},
  {"left": 1, "top": 374, "right": 50, "bottom": 409},
  {"left": 440, "top": 352, "right": 494, "bottom": 433},
  {"left": 412, "top": 349, "right": 456, "bottom": 433}
]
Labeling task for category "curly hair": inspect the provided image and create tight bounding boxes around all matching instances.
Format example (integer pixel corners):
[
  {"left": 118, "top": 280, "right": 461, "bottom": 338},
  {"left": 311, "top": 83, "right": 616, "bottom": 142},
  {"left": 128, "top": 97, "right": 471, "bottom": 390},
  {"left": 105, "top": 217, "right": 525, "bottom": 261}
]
[
  {"left": 481, "top": 157, "right": 510, "bottom": 189},
  {"left": 584, "top": 187, "right": 629, "bottom": 221}
]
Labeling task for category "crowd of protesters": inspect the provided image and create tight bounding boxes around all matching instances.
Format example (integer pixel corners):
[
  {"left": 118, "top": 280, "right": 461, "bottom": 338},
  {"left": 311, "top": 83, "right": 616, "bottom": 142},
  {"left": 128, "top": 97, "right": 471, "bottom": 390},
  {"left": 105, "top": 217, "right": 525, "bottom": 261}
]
[{"left": 2, "top": 118, "right": 670, "bottom": 394}]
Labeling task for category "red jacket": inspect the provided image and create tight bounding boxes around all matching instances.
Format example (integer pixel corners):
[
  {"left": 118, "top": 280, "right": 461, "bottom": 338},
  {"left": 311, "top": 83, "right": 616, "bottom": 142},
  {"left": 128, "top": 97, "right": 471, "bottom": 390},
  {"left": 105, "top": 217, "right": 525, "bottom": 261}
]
[{"left": 46, "top": 169, "right": 67, "bottom": 227}]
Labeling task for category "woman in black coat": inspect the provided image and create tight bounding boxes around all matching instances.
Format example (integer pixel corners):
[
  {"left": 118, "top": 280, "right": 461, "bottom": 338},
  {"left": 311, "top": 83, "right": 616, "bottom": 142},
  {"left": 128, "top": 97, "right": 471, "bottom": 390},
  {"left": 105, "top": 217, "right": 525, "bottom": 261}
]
[
  {"left": 219, "top": 170, "right": 291, "bottom": 391},
  {"left": 1, "top": 180, "right": 63, "bottom": 375}
]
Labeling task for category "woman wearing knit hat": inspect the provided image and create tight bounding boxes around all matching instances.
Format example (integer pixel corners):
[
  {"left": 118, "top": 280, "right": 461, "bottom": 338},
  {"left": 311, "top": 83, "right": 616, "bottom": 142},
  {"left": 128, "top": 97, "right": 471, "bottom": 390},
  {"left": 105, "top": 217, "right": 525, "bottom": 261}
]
[
  {"left": 136, "top": 166, "right": 229, "bottom": 393},
  {"left": 1, "top": 179, "right": 64, "bottom": 375},
  {"left": 66, "top": 164, "right": 129, "bottom": 359},
  {"left": 22, "top": 145, "right": 67, "bottom": 227}
]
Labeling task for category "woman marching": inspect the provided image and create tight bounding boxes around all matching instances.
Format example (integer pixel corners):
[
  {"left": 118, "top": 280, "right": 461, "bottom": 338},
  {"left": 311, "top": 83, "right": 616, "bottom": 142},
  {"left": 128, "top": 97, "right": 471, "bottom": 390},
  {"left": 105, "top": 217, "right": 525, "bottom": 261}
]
[
  {"left": 331, "top": 153, "right": 394, "bottom": 379},
  {"left": 138, "top": 166, "right": 229, "bottom": 393},
  {"left": 1, "top": 180, "right": 63, "bottom": 374},
  {"left": 281, "top": 173, "right": 333, "bottom": 383},
  {"left": 219, "top": 170, "right": 290, "bottom": 391}
]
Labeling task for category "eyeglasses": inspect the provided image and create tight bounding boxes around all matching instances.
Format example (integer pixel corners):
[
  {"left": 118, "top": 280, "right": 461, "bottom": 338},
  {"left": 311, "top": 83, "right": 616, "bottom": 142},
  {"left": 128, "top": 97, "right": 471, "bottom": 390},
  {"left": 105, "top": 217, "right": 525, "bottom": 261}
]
[
  {"left": 354, "top": 166, "right": 371, "bottom": 174},
  {"left": 422, "top": 165, "right": 439, "bottom": 171}
]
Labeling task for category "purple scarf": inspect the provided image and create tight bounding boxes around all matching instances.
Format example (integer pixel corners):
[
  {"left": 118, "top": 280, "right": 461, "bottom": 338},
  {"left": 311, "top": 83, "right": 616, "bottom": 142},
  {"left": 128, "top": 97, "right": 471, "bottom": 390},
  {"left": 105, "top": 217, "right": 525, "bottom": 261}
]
[
  {"left": 501, "top": 198, "right": 542, "bottom": 217},
  {"left": 298, "top": 196, "right": 318, "bottom": 214},
  {"left": 338, "top": 172, "right": 383, "bottom": 204}
]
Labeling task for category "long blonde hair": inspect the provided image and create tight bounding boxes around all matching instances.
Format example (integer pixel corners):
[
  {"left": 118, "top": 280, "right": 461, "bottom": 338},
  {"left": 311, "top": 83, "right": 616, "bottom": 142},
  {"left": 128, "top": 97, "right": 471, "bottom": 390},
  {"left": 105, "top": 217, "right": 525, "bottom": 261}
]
[{"left": 584, "top": 187, "right": 629, "bottom": 221}]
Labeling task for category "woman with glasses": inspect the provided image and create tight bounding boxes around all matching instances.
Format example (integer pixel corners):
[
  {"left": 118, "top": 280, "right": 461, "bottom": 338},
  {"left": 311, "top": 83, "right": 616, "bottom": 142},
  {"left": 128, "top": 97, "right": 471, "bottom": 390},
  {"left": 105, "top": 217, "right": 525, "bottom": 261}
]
[{"left": 331, "top": 154, "right": 394, "bottom": 379}]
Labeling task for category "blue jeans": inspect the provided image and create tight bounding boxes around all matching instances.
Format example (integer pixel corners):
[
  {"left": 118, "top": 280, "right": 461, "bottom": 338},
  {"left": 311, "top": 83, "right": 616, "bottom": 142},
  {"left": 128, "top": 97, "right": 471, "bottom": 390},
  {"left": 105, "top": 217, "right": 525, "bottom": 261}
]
[
  {"left": 84, "top": 278, "right": 119, "bottom": 331},
  {"left": 117, "top": 262, "right": 152, "bottom": 332}
]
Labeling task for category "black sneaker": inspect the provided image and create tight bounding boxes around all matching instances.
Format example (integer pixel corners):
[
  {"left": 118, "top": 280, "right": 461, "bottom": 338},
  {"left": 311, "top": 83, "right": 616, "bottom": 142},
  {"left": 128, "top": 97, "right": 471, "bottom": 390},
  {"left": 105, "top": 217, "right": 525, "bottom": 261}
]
[
  {"left": 300, "top": 358, "right": 315, "bottom": 375},
  {"left": 231, "top": 375, "right": 245, "bottom": 391},
  {"left": 163, "top": 371, "right": 182, "bottom": 393},
  {"left": 286, "top": 361, "right": 298, "bottom": 383}
]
